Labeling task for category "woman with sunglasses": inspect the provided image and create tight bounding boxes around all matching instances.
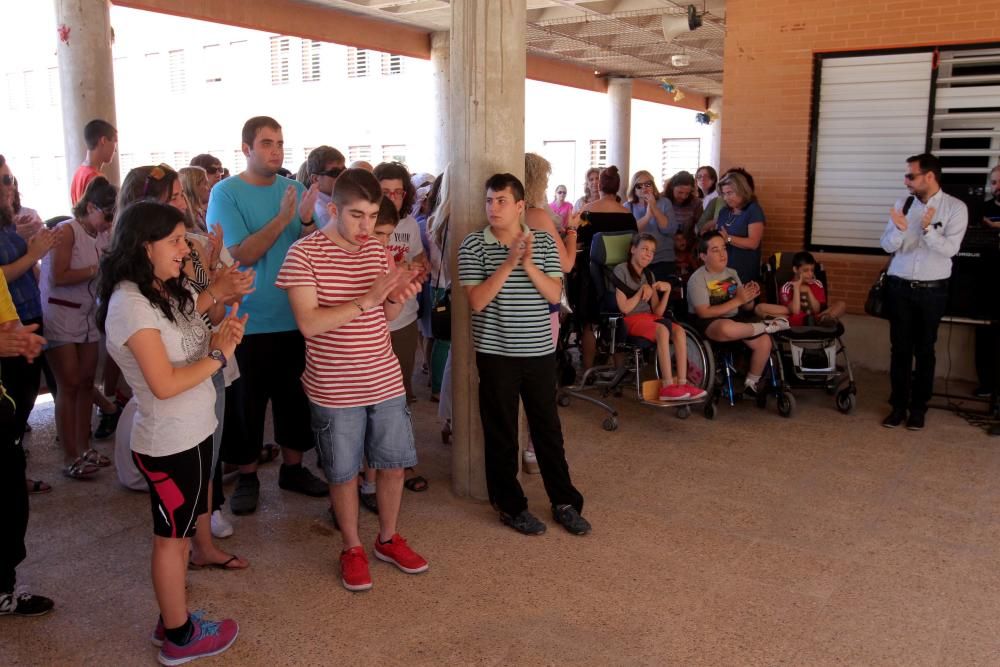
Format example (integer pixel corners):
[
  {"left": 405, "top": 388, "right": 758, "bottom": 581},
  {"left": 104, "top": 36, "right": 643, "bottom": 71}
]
[
  {"left": 626, "top": 169, "right": 678, "bottom": 281},
  {"left": 40, "top": 176, "right": 117, "bottom": 479},
  {"left": 549, "top": 184, "right": 573, "bottom": 231}
]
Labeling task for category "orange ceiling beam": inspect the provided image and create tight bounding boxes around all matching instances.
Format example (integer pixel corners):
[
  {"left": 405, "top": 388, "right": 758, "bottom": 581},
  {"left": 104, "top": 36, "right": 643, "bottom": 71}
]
[{"left": 114, "top": 0, "right": 707, "bottom": 109}]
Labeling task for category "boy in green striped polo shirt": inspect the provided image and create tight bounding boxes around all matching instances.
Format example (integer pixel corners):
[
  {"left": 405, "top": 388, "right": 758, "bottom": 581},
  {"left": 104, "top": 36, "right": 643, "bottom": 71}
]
[{"left": 458, "top": 173, "right": 590, "bottom": 537}]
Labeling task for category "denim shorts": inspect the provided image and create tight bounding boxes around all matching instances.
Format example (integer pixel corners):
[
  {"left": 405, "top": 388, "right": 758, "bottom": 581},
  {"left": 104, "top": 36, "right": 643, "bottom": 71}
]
[{"left": 309, "top": 394, "right": 417, "bottom": 485}]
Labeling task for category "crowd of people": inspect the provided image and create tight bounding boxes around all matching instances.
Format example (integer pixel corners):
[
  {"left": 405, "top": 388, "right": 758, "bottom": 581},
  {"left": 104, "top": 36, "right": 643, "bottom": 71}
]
[{"left": 0, "top": 110, "right": 986, "bottom": 665}]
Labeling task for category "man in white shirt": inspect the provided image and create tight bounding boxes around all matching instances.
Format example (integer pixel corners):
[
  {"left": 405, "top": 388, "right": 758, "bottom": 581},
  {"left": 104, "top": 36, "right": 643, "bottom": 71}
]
[
  {"left": 879, "top": 153, "right": 968, "bottom": 430},
  {"left": 305, "top": 146, "right": 346, "bottom": 228}
]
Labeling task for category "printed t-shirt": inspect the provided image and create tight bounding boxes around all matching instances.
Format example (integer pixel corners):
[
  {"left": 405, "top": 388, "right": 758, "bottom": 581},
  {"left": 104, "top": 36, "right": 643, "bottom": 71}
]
[
  {"left": 687, "top": 265, "right": 742, "bottom": 319},
  {"left": 104, "top": 281, "right": 216, "bottom": 457},
  {"left": 384, "top": 215, "right": 423, "bottom": 332},
  {"left": 207, "top": 174, "right": 306, "bottom": 334},
  {"left": 276, "top": 232, "right": 405, "bottom": 408}
]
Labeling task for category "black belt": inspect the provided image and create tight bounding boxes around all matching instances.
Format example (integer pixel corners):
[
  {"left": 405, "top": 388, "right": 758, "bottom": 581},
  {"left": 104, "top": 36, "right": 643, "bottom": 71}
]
[{"left": 887, "top": 275, "right": 948, "bottom": 289}]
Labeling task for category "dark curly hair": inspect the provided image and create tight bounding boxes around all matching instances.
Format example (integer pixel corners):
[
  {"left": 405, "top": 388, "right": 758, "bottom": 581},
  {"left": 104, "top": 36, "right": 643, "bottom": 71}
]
[
  {"left": 97, "top": 201, "right": 193, "bottom": 332},
  {"left": 373, "top": 161, "right": 415, "bottom": 217}
]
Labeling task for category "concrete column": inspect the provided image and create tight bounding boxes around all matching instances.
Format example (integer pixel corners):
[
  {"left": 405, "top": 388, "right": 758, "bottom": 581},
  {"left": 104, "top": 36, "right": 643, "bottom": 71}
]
[
  {"left": 607, "top": 78, "right": 632, "bottom": 199},
  {"left": 55, "top": 0, "right": 120, "bottom": 186},
  {"left": 449, "top": 1, "right": 526, "bottom": 500},
  {"left": 709, "top": 96, "right": 723, "bottom": 170},
  {"left": 430, "top": 31, "right": 450, "bottom": 175}
]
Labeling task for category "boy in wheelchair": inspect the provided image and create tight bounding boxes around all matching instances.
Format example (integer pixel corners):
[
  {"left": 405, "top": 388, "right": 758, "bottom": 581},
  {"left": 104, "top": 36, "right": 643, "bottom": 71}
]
[
  {"left": 612, "top": 233, "right": 707, "bottom": 401},
  {"left": 687, "top": 232, "right": 790, "bottom": 397},
  {"left": 775, "top": 251, "right": 846, "bottom": 327}
]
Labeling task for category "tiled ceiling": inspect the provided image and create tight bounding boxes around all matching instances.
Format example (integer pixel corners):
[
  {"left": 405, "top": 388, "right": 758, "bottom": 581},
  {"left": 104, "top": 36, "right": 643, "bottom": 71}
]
[{"left": 299, "top": 0, "right": 726, "bottom": 97}]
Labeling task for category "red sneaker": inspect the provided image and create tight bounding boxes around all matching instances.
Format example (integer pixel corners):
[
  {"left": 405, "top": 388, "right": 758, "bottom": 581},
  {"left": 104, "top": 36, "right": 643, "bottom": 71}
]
[
  {"left": 340, "top": 546, "right": 373, "bottom": 592},
  {"left": 157, "top": 615, "right": 238, "bottom": 666},
  {"left": 658, "top": 384, "right": 691, "bottom": 401},
  {"left": 373, "top": 534, "right": 429, "bottom": 574},
  {"left": 682, "top": 383, "right": 707, "bottom": 400}
]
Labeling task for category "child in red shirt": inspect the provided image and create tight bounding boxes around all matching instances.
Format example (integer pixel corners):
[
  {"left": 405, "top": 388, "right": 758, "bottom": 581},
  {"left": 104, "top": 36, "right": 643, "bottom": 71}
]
[{"left": 778, "top": 251, "right": 846, "bottom": 327}]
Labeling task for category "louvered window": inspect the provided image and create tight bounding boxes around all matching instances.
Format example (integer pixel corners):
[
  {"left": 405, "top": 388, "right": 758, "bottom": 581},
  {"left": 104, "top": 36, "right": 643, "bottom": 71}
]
[
  {"left": 302, "top": 40, "right": 322, "bottom": 82},
  {"left": 661, "top": 138, "right": 700, "bottom": 182},
  {"left": 347, "top": 48, "right": 370, "bottom": 78},
  {"left": 270, "top": 36, "right": 290, "bottom": 85},
  {"left": 589, "top": 140, "right": 607, "bottom": 169},
  {"left": 381, "top": 53, "right": 403, "bottom": 76}
]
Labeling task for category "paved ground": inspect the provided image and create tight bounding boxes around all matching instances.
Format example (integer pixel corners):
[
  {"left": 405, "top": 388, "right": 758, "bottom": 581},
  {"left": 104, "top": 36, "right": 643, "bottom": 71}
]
[{"left": 2, "top": 367, "right": 998, "bottom": 666}]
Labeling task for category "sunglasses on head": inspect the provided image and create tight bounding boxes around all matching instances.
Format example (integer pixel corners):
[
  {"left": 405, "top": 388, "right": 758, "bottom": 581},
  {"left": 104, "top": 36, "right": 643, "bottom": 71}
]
[{"left": 315, "top": 167, "right": 345, "bottom": 179}]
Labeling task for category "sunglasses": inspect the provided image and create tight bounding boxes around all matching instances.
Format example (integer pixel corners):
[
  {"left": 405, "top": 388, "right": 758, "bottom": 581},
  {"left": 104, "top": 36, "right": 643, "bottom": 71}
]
[
  {"left": 205, "top": 165, "right": 224, "bottom": 176},
  {"left": 904, "top": 170, "right": 928, "bottom": 182},
  {"left": 556, "top": 191, "right": 567, "bottom": 195},
  {"left": 315, "top": 167, "right": 345, "bottom": 179},
  {"left": 636, "top": 181, "right": 654, "bottom": 189},
  {"left": 0, "top": 174, "right": 12, "bottom": 187},
  {"left": 101, "top": 205, "right": 116, "bottom": 222}
]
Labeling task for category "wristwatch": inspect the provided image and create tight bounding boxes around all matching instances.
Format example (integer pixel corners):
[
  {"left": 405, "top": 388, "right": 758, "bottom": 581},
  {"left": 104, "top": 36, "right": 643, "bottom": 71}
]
[
  {"left": 725, "top": 233, "right": 733, "bottom": 244},
  {"left": 208, "top": 348, "right": 227, "bottom": 369}
]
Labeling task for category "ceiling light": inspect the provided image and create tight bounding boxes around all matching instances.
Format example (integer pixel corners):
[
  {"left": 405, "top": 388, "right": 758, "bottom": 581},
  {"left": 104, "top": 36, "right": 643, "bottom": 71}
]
[{"left": 672, "top": 54, "right": 691, "bottom": 67}]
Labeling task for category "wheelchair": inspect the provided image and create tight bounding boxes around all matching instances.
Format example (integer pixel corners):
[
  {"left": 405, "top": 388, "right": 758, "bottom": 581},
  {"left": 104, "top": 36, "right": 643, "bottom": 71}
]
[
  {"left": 557, "top": 230, "right": 713, "bottom": 431},
  {"left": 759, "top": 252, "right": 858, "bottom": 414}
]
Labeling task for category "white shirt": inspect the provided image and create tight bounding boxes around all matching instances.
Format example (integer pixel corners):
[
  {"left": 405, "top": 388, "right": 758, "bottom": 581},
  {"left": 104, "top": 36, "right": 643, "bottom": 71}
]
[
  {"left": 879, "top": 189, "right": 968, "bottom": 281},
  {"left": 105, "top": 281, "right": 217, "bottom": 457},
  {"left": 385, "top": 215, "right": 423, "bottom": 331},
  {"left": 314, "top": 190, "right": 332, "bottom": 228}
]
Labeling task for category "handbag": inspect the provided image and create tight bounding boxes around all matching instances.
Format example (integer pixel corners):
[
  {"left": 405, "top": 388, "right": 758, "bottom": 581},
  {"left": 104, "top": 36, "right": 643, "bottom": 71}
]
[
  {"left": 865, "top": 196, "right": 914, "bottom": 320},
  {"left": 864, "top": 269, "right": 889, "bottom": 319},
  {"left": 430, "top": 223, "right": 451, "bottom": 341}
]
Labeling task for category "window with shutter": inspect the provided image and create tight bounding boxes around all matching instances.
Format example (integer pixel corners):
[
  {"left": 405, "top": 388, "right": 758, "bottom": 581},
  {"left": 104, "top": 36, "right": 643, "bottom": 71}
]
[
  {"left": 660, "top": 138, "right": 700, "bottom": 182},
  {"left": 47, "top": 67, "right": 59, "bottom": 106},
  {"left": 381, "top": 53, "right": 403, "bottom": 76},
  {"left": 203, "top": 44, "right": 222, "bottom": 85},
  {"left": 168, "top": 50, "right": 186, "bottom": 93},
  {"left": 589, "top": 140, "right": 607, "bottom": 169},
  {"left": 347, "top": 48, "right": 369, "bottom": 78},
  {"left": 348, "top": 145, "right": 372, "bottom": 163},
  {"left": 302, "top": 40, "right": 322, "bottom": 82},
  {"left": 382, "top": 145, "right": 406, "bottom": 164},
  {"left": 270, "top": 36, "right": 290, "bottom": 85}
]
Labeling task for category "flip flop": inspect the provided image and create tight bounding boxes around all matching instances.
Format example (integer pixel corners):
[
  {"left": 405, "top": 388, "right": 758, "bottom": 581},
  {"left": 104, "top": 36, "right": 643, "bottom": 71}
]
[
  {"left": 188, "top": 554, "right": 249, "bottom": 571},
  {"left": 27, "top": 478, "right": 52, "bottom": 494},
  {"left": 404, "top": 475, "right": 429, "bottom": 493},
  {"left": 257, "top": 443, "right": 280, "bottom": 465}
]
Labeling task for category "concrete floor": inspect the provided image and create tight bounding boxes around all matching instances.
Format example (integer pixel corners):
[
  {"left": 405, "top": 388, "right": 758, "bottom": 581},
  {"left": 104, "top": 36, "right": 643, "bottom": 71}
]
[{"left": 2, "top": 368, "right": 998, "bottom": 666}]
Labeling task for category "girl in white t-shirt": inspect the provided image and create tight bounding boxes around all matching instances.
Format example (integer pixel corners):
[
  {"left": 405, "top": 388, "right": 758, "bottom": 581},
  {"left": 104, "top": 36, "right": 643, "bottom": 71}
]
[{"left": 97, "top": 201, "right": 247, "bottom": 664}]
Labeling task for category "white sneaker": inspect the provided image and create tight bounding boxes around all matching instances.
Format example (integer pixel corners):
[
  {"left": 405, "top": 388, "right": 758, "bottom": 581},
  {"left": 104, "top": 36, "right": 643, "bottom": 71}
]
[
  {"left": 764, "top": 317, "right": 790, "bottom": 334},
  {"left": 211, "top": 510, "right": 234, "bottom": 539}
]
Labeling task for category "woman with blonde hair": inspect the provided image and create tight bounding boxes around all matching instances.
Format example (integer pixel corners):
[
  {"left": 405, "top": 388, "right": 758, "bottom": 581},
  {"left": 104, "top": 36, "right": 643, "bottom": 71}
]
[
  {"left": 573, "top": 167, "right": 601, "bottom": 212},
  {"left": 178, "top": 166, "right": 210, "bottom": 233},
  {"left": 524, "top": 153, "right": 575, "bottom": 273}
]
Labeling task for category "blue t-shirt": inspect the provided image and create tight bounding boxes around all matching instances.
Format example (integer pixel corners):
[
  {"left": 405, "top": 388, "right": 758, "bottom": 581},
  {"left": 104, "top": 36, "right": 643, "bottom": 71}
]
[
  {"left": 627, "top": 197, "right": 677, "bottom": 264},
  {"left": 716, "top": 201, "right": 766, "bottom": 283},
  {"left": 207, "top": 175, "right": 306, "bottom": 335},
  {"left": 0, "top": 224, "right": 41, "bottom": 321}
]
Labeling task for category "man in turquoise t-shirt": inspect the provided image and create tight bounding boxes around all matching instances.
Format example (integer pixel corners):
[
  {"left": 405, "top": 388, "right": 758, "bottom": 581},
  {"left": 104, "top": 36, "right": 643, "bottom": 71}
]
[{"left": 207, "top": 116, "right": 327, "bottom": 515}]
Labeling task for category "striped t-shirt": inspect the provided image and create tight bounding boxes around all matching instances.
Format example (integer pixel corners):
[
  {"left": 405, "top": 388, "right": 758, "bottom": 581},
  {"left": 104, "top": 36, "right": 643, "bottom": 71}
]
[
  {"left": 275, "top": 232, "right": 405, "bottom": 409},
  {"left": 458, "top": 224, "right": 563, "bottom": 357}
]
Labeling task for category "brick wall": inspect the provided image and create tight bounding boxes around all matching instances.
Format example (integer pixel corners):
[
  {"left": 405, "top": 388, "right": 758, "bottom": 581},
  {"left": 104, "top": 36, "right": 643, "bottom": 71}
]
[{"left": 721, "top": 0, "right": 1000, "bottom": 312}]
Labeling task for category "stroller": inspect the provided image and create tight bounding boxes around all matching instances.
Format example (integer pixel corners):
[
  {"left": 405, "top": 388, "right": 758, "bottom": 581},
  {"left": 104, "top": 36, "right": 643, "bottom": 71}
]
[{"left": 760, "top": 252, "right": 858, "bottom": 413}]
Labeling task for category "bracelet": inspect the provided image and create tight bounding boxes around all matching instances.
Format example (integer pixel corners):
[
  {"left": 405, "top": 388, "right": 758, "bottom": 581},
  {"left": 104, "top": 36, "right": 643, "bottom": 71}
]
[
  {"left": 566, "top": 229, "right": 577, "bottom": 235},
  {"left": 205, "top": 287, "right": 219, "bottom": 305},
  {"left": 352, "top": 298, "right": 365, "bottom": 312},
  {"left": 301, "top": 218, "right": 316, "bottom": 227}
]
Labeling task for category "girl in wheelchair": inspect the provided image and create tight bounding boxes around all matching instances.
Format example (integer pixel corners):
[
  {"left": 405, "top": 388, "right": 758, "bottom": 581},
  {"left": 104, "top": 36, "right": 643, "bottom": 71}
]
[
  {"left": 613, "top": 233, "right": 707, "bottom": 402},
  {"left": 687, "top": 232, "right": 789, "bottom": 397}
]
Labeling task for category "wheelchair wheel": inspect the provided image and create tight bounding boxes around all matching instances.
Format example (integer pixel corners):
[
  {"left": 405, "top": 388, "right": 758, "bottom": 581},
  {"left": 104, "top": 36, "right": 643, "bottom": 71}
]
[
  {"left": 835, "top": 389, "right": 856, "bottom": 414},
  {"left": 676, "top": 405, "right": 691, "bottom": 420},
  {"left": 777, "top": 392, "right": 796, "bottom": 418},
  {"left": 703, "top": 402, "right": 717, "bottom": 420},
  {"left": 557, "top": 393, "right": 571, "bottom": 407},
  {"left": 602, "top": 416, "right": 618, "bottom": 431}
]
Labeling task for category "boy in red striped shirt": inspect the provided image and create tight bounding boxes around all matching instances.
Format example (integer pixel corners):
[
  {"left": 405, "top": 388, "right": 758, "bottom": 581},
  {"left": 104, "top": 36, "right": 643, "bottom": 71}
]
[{"left": 277, "top": 169, "right": 427, "bottom": 592}]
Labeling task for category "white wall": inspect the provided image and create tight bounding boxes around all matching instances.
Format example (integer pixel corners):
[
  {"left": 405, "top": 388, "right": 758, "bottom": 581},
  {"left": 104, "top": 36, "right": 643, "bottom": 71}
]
[{"left": 1, "top": 5, "right": 718, "bottom": 219}]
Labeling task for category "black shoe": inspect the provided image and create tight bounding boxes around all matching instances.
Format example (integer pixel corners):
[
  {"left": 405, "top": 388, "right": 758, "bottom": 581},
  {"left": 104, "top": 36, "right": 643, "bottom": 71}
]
[
  {"left": 882, "top": 410, "right": 907, "bottom": 428},
  {"left": 0, "top": 590, "right": 54, "bottom": 617},
  {"left": 973, "top": 386, "right": 993, "bottom": 398},
  {"left": 552, "top": 504, "right": 591, "bottom": 536},
  {"left": 230, "top": 474, "right": 260, "bottom": 515},
  {"left": 278, "top": 464, "right": 328, "bottom": 497},
  {"left": 499, "top": 510, "right": 547, "bottom": 536},
  {"left": 93, "top": 407, "right": 122, "bottom": 440},
  {"left": 906, "top": 412, "right": 925, "bottom": 431},
  {"left": 359, "top": 489, "right": 379, "bottom": 515},
  {"left": 742, "top": 382, "right": 761, "bottom": 400}
]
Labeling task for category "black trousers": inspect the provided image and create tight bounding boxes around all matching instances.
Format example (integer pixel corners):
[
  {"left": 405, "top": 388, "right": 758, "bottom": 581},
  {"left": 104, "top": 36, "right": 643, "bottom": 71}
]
[
  {"left": 0, "top": 317, "right": 42, "bottom": 445},
  {"left": 227, "top": 330, "right": 313, "bottom": 466},
  {"left": 974, "top": 323, "right": 999, "bottom": 395},
  {"left": 886, "top": 278, "right": 949, "bottom": 414},
  {"left": 476, "top": 352, "right": 583, "bottom": 517}
]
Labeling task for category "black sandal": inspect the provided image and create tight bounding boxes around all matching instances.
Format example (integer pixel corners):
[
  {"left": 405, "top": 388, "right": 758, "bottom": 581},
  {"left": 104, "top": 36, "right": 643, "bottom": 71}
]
[{"left": 404, "top": 475, "right": 429, "bottom": 493}]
